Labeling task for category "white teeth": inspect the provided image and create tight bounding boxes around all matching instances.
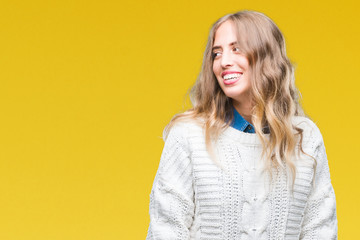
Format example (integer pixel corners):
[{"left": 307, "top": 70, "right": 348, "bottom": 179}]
[{"left": 223, "top": 73, "right": 241, "bottom": 80}]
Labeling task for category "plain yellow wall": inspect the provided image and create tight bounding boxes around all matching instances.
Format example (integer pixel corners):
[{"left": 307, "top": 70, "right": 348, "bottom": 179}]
[{"left": 0, "top": 0, "right": 358, "bottom": 239}]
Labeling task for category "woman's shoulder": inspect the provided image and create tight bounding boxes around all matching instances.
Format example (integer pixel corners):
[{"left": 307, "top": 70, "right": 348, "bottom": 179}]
[
  {"left": 162, "top": 116, "right": 205, "bottom": 141},
  {"left": 292, "top": 115, "right": 321, "bottom": 133},
  {"left": 292, "top": 115, "right": 324, "bottom": 147}
]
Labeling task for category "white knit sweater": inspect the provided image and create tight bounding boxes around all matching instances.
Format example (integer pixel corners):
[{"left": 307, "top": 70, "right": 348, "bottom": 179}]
[{"left": 146, "top": 116, "right": 337, "bottom": 240}]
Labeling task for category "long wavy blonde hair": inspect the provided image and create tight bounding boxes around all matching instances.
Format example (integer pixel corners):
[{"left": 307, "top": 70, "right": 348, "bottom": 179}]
[{"left": 164, "top": 10, "right": 308, "bottom": 184}]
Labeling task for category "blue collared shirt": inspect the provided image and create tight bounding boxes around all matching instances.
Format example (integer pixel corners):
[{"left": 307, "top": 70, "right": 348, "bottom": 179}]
[{"left": 231, "top": 106, "right": 256, "bottom": 133}]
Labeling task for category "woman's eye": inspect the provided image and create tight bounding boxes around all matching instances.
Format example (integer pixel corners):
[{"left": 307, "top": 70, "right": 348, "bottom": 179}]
[
  {"left": 212, "top": 52, "right": 221, "bottom": 58},
  {"left": 233, "top": 47, "right": 240, "bottom": 52}
]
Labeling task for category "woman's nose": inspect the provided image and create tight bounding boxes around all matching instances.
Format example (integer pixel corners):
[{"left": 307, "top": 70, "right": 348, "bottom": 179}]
[{"left": 221, "top": 51, "right": 233, "bottom": 68}]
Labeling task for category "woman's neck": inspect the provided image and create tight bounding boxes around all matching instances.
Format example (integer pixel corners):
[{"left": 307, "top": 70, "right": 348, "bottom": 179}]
[{"left": 233, "top": 100, "right": 253, "bottom": 124}]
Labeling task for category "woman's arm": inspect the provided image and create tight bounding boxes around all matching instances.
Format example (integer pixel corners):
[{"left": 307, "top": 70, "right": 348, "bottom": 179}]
[
  {"left": 300, "top": 135, "right": 338, "bottom": 239},
  {"left": 146, "top": 123, "right": 195, "bottom": 240}
]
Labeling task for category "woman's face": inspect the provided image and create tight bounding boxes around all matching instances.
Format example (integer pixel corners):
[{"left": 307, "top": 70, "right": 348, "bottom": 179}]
[{"left": 212, "top": 20, "right": 251, "bottom": 103}]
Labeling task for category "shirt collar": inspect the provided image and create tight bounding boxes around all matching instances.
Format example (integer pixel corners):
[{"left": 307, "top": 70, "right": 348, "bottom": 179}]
[{"left": 231, "top": 106, "right": 256, "bottom": 133}]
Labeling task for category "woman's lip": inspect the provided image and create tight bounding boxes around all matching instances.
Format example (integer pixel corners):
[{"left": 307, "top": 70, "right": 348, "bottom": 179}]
[
  {"left": 221, "top": 71, "right": 243, "bottom": 78},
  {"left": 223, "top": 76, "right": 240, "bottom": 85}
]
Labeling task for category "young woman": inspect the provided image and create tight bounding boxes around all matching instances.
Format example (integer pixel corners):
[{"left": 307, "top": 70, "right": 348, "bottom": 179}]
[{"left": 146, "top": 10, "right": 337, "bottom": 239}]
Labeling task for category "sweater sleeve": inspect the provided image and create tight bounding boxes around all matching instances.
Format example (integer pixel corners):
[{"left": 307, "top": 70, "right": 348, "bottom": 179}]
[
  {"left": 300, "top": 134, "right": 338, "bottom": 239},
  {"left": 146, "top": 123, "right": 195, "bottom": 240}
]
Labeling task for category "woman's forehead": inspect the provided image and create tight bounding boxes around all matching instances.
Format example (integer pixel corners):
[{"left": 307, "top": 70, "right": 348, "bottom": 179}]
[{"left": 213, "top": 21, "right": 238, "bottom": 45}]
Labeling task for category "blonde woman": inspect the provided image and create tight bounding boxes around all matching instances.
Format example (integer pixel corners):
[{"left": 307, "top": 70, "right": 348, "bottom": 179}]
[{"left": 146, "top": 10, "right": 337, "bottom": 239}]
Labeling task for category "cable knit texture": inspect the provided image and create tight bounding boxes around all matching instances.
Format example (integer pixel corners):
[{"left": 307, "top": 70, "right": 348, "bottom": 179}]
[{"left": 146, "top": 116, "right": 337, "bottom": 240}]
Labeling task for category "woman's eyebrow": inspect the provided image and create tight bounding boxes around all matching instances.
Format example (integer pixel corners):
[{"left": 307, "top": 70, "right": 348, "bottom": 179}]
[{"left": 212, "top": 41, "right": 238, "bottom": 51}]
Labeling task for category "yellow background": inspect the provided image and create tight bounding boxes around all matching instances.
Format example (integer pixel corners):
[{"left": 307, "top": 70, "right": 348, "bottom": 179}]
[{"left": 0, "top": 0, "right": 358, "bottom": 239}]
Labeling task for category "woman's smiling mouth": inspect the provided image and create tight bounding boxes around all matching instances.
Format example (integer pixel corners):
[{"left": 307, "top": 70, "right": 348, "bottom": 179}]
[{"left": 222, "top": 72, "right": 243, "bottom": 85}]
